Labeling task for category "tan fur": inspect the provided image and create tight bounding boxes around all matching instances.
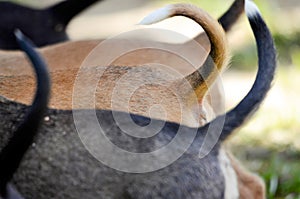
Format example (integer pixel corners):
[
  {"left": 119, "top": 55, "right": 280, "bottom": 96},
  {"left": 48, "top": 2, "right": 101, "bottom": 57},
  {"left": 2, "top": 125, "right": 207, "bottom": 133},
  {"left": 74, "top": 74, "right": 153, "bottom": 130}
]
[
  {"left": 0, "top": 40, "right": 100, "bottom": 76},
  {"left": 169, "top": 4, "right": 229, "bottom": 100},
  {"left": 0, "top": 2, "right": 265, "bottom": 196},
  {"left": 0, "top": 5, "right": 221, "bottom": 126},
  {"left": 228, "top": 152, "right": 266, "bottom": 199},
  {"left": 0, "top": 39, "right": 212, "bottom": 108},
  {"left": 0, "top": 33, "right": 211, "bottom": 76}
]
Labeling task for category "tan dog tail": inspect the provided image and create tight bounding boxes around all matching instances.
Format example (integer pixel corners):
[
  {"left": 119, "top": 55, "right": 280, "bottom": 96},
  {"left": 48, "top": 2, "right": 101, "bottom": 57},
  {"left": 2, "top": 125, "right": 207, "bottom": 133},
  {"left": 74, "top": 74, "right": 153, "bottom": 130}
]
[
  {"left": 198, "top": 0, "right": 276, "bottom": 141},
  {"left": 193, "top": 0, "right": 245, "bottom": 47},
  {"left": 139, "top": 3, "right": 229, "bottom": 101}
]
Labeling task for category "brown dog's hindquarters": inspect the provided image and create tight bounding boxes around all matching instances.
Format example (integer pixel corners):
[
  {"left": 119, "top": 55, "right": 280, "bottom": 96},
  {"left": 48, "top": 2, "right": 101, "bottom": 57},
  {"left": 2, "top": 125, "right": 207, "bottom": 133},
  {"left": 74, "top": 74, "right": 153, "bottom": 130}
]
[
  {"left": 0, "top": 31, "right": 50, "bottom": 198},
  {"left": 139, "top": 4, "right": 229, "bottom": 125},
  {"left": 114, "top": 2, "right": 276, "bottom": 197},
  {"left": 0, "top": 0, "right": 244, "bottom": 120},
  {"left": 0, "top": 1, "right": 275, "bottom": 198}
]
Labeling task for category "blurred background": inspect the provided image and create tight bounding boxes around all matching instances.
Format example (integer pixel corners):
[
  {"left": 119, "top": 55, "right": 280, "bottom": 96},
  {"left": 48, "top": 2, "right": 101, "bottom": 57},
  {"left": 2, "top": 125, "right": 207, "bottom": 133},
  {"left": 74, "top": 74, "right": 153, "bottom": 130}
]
[{"left": 3, "top": 0, "right": 300, "bottom": 198}]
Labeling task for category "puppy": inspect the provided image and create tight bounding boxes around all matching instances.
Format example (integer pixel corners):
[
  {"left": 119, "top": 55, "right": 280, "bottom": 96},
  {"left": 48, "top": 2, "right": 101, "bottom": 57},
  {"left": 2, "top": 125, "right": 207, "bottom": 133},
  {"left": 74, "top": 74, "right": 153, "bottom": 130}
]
[
  {"left": 0, "top": 0, "right": 102, "bottom": 50},
  {"left": 0, "top": 1, "right": 276, "bottom": 198},
  {"left": 0, "top": 31, "right": 50, "bottom": 198}
]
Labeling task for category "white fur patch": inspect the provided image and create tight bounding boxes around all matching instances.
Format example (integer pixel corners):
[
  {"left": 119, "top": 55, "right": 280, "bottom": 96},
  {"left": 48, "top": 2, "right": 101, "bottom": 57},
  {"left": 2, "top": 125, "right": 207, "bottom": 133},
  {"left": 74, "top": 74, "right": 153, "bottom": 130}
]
[
  {"left": 245, "top": 0, "right": 261, "bottom": 18},
  {"left": 218, "top": 149, "right": 239, "bottom": 199},
  {"left": 14, "top": 29, "right": 23, "bottom": 41},
  {"left": 138, "top": 5, "right": 173, "bottom": 25}
]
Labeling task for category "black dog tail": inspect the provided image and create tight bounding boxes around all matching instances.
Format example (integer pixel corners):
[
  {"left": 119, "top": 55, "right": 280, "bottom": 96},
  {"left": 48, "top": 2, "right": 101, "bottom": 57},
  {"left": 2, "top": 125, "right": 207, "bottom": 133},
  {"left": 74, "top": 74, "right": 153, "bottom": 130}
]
[
  {"left": 49, "top": 0, "right": 102, "bottom": 26},
  {"left": 199, "top": 0, "right": 276, "bottom": 142},
  {"left": 218, "top": 0, "right": 245, "bottom": 32},
  {"left": 0, "top": 30, "right": 50, "bottom": 197}
]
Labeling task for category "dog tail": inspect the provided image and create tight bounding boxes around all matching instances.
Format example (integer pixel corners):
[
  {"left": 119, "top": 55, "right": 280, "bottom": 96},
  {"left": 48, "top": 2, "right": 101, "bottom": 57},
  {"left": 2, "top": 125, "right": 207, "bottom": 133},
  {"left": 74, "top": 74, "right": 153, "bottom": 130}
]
[
  {"left": 139, "top": 3, "right": 229, "bottom": 100},
  {"left": 193, "top": 0, "right": 244, "bottom": 45},
  {"left": 0, "top": 30, "right": 50, "bottom": 197},
  {"left": 218, "top": 0, "right": 245, "bottom": 32},
  {"left": 198, "top": 0, "right": 276, "bottom": 142},
  {"left": 49, "top": 0, "right": 101, "bottom": 26}
]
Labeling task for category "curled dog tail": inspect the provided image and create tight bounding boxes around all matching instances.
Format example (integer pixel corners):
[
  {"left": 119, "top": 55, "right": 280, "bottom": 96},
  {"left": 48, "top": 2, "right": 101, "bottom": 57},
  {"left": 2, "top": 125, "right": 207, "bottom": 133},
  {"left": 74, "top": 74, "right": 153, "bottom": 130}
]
[
  {"left": 49, "top": 0, "right": 101, "bottom": 26},
  {"left": 0, "top": 30, "right": 50, "bottom": 197},
  {"left": 193, "top": 0, "right": 245, "bottom": 45},
  {"left": 199, "top": 0, "right": 276, "bottom": 141},
  {"left": 218, "top": 0, "right": 245, "bottom": 32},
  {"left": 139, "top": 3, "right": 229, "bottom": 100}
]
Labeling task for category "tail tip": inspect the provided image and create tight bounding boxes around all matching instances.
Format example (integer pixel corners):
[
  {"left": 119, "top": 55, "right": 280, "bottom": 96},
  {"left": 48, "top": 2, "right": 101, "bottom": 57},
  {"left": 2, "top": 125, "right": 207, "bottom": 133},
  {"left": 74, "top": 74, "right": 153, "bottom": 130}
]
[
  {"left": 245, "top": 0, "right": 261, "bottom": 18},
  {"left": 14, "top": 29, "right": 24, "bottom": 42},
  {"left": 138, "top": 5, "right": 173, "bottom": 25}
]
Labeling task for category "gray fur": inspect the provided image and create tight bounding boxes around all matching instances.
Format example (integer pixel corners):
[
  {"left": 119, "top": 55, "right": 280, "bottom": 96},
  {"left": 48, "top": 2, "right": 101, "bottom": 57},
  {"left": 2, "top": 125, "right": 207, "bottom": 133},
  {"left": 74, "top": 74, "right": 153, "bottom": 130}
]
[
  {"left": 0, "top": 101, "right": 225, "bottom": 199},
  {"left": 0, "top": 32, "right": 50, "bottom": 198},
  {"left": 0, "top": 1, "right": 276, "bottom": 198}
]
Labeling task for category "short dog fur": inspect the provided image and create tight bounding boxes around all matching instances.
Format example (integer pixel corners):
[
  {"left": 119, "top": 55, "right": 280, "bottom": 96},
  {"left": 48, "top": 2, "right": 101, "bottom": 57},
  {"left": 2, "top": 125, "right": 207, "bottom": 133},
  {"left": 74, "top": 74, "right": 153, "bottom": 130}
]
[
  {"left": 0, "top": 0, "right": 265, "bottom": 197},
  {"left": 0, "top": 31, "right": 50, "bottom": 198},
  {"left": 0, "top": 0, "right": 244, "bottom": 124},
  {"left": 0, "top": 1, "right": 276, "bottom": 198}
]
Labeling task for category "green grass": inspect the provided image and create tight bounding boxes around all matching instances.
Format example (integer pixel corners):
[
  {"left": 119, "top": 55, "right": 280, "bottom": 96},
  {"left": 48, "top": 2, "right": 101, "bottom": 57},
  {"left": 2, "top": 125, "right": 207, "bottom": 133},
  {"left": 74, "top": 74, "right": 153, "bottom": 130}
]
[
  {"left": 228, "top": 67, "right": 300, "bottom": 198},
  {"left": 230, "top": 146, "right": 300, "bottom": 199}
]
